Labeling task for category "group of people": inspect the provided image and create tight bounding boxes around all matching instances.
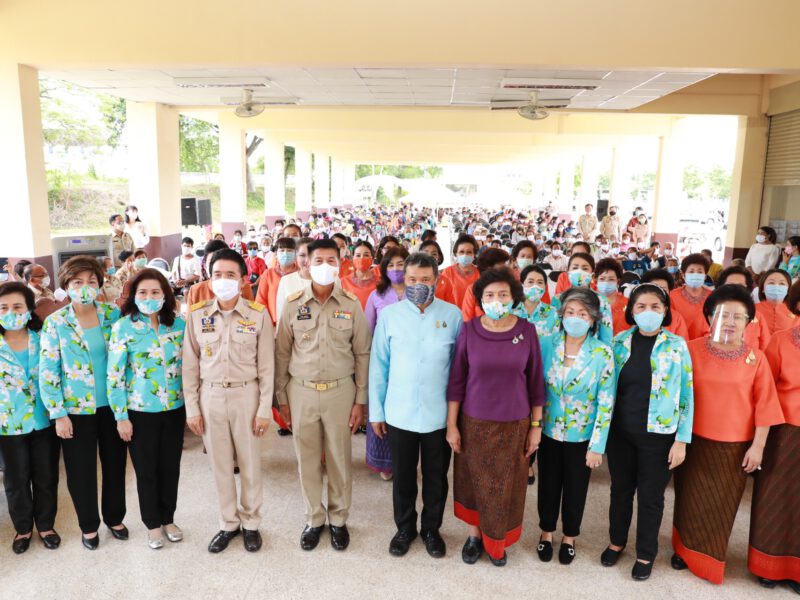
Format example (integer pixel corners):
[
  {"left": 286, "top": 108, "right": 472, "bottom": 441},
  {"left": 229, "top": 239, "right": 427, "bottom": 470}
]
[{"left": 1, "top": 201, "right": 799, "bottom": 594}]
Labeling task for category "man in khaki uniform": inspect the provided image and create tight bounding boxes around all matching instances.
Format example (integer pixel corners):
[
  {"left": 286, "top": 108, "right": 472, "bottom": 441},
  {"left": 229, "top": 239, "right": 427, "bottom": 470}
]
[
  {"left": 578, "top": 203, "right": 599, "bottom": 242},
  {"left": 275, "top": 238, "right": 371, "bottom": 552},
  {"left": 183, "top": 248, "right": 274, "bottom": 554},
  {"left": 600, "top": 205, "right": 623, "bottom": 241}
]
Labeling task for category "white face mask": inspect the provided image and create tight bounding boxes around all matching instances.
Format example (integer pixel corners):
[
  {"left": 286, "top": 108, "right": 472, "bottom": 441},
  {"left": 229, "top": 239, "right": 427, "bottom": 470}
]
[
  {"left": 551, "top": 249, "right": 563, "bottom": 257},
  {"left": 309, "top": 263, "right": 338, "bottom": 286},
  {"left": 42, "top": 275, "right": 51, "bottom": 288},
  {"left": 182, "top": 246, "right": 193, "bottom": 255},
  {"left": 756, "top": 234, "right": 766, "bottom": 244},
  {"left": 211, "top": 278, "right": 240, "bottom": 301}
]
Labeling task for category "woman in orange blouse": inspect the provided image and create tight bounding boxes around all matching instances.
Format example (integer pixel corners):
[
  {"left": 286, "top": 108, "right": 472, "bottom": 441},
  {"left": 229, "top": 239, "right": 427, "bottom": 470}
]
[
  {"left": 671, "top": 285, "right": 784, "bottom": 585},
  {"left": 669, "top": 253, "right": 712, "bottom": 340},
  {"left": 594, "top": 258, "right": 628, "bottom": 336},
  {"left": 460, "top": 248, "right": 510, "bottom": 322},
  {"left": 716, "top": 266, "right": 772, "bottom": 351},
  {"left": 640, "top": 269, "right": 690, "bottom": 339},
  {"left": 340, "top": 241, "right": 377, "bottom": 310},
  {"left": 440, "top": 234, "right": 480, "bottom": 309},
  {"left": 750, "top": 282, "right": 800, "bottom": 592},
  {"left": 755, "top": 269, "right": 796, "bottom": 334}
]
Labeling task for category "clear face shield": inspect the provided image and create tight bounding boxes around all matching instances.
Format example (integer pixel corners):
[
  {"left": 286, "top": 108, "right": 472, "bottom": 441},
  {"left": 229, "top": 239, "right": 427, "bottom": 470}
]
[{"left": 709, "top": 302, "right": 749, "bottom": 346}]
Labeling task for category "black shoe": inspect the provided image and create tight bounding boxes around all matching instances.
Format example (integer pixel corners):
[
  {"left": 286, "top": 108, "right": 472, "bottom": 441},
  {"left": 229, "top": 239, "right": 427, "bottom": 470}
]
[
  {"left": 461, "top": 536, "right": 483, "bottom": 564},
  {"left": 490, "top": 552, "right": 507, "bottom": 567},
  {"left": 356, "top": 426, "right": 367, "bottom": 435},
  {"left": 300, "top": 525, "right": 323, "bottom": 551},
  {"left": 82, "top": 534, "right": 100, "bottom": 551},
  {"left": 758, "top": 577, "right": 778, "bottom": 589},
  {"left": 40, "top": 531, "right": 61, "bottom": 550},
  {"left": 559, "top": 541, "right": 576, "bottom": 565},
  {"left": 787, "top": 580, "right": 800, "bottom": 594},
  {"left": 670, "top": 553, "right": 688, "bottom": 570},
  {"left": 233, "top": 466, "right": 240, "bottom": 475},
  {"left": 242, "top": 528, "right": 262, "bottom": 552},
  {"left": 601, "top": 546, "right": 625, "bottom": 567},
  {"left": 389, "top": 529, "right": 417, "bottom": 556},
  {"left": 632, "top": 560, "right": 653, "bottom": 581},
  {"left": 108, "top": 524, "right": 129, "bottom": 540},
  {"left": 208, "top": 529, "right": 241, "bottom": 553},
  {"left": 277, "top": 428, "right": 292, "bottom": 437},
  {"left": 330, "top": 525, "right": 350, "bottom": 551},
  {"left": 528, "top": 474, "right": 535, "bottom": 486},
  {"left": 12, "top": 535, "right": 31, "bottom": 554},
  {"left": 537, "top": 538, "right": 553, "bottom": 562},
  {"left": 421, "top": 529, "right": 446, "bottom": 558}
]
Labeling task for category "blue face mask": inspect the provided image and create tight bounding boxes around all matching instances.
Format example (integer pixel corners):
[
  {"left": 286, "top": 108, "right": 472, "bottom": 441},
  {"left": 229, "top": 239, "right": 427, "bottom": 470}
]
[
  {"left": 633, "top": 310, "right": 664, "bottom": 333},
  {"left": 135, "top": 298, "right": 164, "bottom": 315},
  {"left": 597, "top": 281, "right": 617, "bottom": 296},
  {"left": 666, "top": 266, "right": 678, "bottom": 274},
  {"left": 248, "top": 249, "right": 258, "bottom": 258},
  {"left": 517, "top": 258, "right": 534, "bottom": 271},
  {"left": 764, "top": 284, "right": 788, "bottom": 302},
  {"left": 277, "top": 251, "right": 296, "bottom": 267},
  {"left": 107, "top": 267, "right": 117, "bottom": 276},
  {"left": 456, "top": 255, "right": 474, "bottom": 267},
  {"left": 483, "top": 300, "right": 513, "bottom": 321},
  {"left": 568, "top": 270, "right": 592, "bottom": 288},
  {"left": 684, "top": 273, "right": 706, "bottom": 288},
  {"left": 405, "top": 283, "right": 435, "bottom": 307},
  {"left": 563, "top": 316, "right": 591, "bottom": 338}
]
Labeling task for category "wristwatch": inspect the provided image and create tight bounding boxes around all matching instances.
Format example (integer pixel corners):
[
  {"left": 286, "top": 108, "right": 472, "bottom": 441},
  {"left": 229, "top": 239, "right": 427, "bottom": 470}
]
[{"left": 530, "top": 419, "right": 542, "bottom": 428}]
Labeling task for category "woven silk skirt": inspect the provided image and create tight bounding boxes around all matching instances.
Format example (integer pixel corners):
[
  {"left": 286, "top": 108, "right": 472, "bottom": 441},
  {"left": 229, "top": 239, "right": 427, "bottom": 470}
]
[
  {"left": 453, "top": 413, "right": 530, "bottom": 560},
  {"left": 748, "top": 424, "right": 800, "bottom": 583},
  {"left": 672, "top": 435, "right": 749, "bottom": 585}
]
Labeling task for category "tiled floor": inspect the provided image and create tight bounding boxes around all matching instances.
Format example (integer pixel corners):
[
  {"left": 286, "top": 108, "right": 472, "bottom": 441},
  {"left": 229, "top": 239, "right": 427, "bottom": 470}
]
[{"left": 0, "top": 429, "right": 782, "bottom": 599}]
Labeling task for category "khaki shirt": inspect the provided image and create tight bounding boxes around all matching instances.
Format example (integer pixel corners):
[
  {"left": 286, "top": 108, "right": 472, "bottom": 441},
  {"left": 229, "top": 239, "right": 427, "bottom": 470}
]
[
  {"left": 578, "top": 214, "right": 598, "bottom": 240},
  {"left": 599, "top": 215, "right": 622, "bottom": 240},
  {"left": 274, "top": 283, "right": 371, "bottom": 406},
  {"left": 182, "top": 296, "right": 275, "bottom": 419},
  {"left": 111, "top": 231, "right": 136, "bottom": 267}
]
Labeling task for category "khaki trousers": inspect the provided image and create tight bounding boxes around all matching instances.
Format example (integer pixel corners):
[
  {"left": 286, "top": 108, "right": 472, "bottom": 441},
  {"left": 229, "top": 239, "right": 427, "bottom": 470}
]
[
  {"left": 200, "top": 383, "right": 264, "bottom": 531},
  {"left": 288, "top": 377, "right": 355, "bottom": 527}
]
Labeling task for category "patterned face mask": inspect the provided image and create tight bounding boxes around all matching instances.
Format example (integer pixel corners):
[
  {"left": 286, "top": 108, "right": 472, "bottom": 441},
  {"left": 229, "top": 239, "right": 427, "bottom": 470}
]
[
  {"left": 483, "top": 301, "right": 513, "bottom": 321},
  {"left": 0, "top": 311, "right": 31, "bottom": 331},
  {"left": 68, "top": 285, "right": 98, "bottom": 305},
  {"left": 405, "top": 283, "right": 435, "bottom": 307}
]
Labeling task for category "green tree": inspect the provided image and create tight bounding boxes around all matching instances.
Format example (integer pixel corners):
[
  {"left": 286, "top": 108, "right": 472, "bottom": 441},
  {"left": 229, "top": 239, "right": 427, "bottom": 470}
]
[
  {"left": 40, "top": 79, "right": 106, "bottom": 147},
  {"left": 706, "top": 165, "right": 732, "bottom": 200},
  {"left": 682, "top": 165, "right": 704, "bottom": 200},
  {"left": 179, "top": 115, "right": 219, "bottom": 173},
  {"left": 99, "top": 95, "right": 127, "bottom": 148}
]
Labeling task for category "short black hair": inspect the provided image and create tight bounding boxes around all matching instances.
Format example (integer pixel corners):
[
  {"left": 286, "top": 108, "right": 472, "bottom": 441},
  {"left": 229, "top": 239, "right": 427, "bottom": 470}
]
[
  {"left": 275, "top": 237, "right": 297, "bottom": 251},
  {"left": 208, "top": 248, "right": 248, "bottom": 278},
  {"left": 13, "top": 260, "right": 31, "bottom": 279},
  {"left": 595, "top": 258, "right": 622, "bottom": 280},
  {"left": 716, "top": 265, "right": 754, "bottom": 290},
  {"left": 421, "top": 229, "right": 437, "bottom": 241},
  {"left": 134, "top": 250, "right": 147, "bottom": 259},
  {"left": 475, "top": 247, "right": 510, "bottom": 274},
  {"left": 331, "top": 233, "right": 349, "bottom": 244},
  {"left": 511, "top": 240, "right": 537, "bottom": 261},
  {"left": 758, "top": 268, "right": 792, "bottom": 302},
  {"left": 0, "top": 282, "right": 43, "bottom": 333},
  {"left": 419, "top": 240, "right": 444, "bottom": 265},
  {"left": 519, "top": 264, "right": 547, "bottom": 284},
  {"left": 759, "top": 226, "right": 777, "bottom": 244},
  {"left": 109, "top": 214, "right": 122, "bottom": 225},
  {"left": 472, "top": 266, "right": 524, "bottom": 311},
  {"left": 181, "top": 237, "right": 194, "bottom": 245},
  {"left": 681, "top": 252, "right": 710, "bottom": 274},
  {"left": 119, "top": 250, "right": 134, "bottom": 262},
  {"left": 453, "top": 233, "right": 478, "bottom": 255},
  {"left": 703, "top": 284, "right": 756, "bottom": 324},
  {"left": 120, "top": 268, "right": 177, "bottom": 327},
  {"left": 571, "top": 242, "right": 592, "bottom": 255},
  {"left": 625, "top": 283, "right": 673, "bottom": 327},
  {"left": 307, "top": 238, "right": 340, "bottom": 258},
  {"left": 641, "top": 268, "right": 676, "bottom": 291},
  {"left": 404, "top": 251, "right": 440, "bottom": 277},
  {"left": 568, "top": 252, "right": 595, "bottom": 272},
  {"left": 204, "top": 239, "right": 228, "bottom": 261}
]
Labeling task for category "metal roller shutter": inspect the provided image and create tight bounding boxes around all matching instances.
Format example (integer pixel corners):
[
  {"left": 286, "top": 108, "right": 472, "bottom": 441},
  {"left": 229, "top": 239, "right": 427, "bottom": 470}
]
[{"left": 764, "top": 109, "right": 800, "bottom": 187}]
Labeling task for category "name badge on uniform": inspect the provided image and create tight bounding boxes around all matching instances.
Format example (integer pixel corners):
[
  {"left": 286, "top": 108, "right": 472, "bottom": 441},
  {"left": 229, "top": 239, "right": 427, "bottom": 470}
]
[
  {"left": 203, "top": 344, "right": 213, "bottom": 357},
  {"left": 236, "top": 319, "right": 258, "bottom": 334},
  {"left": 201, "top": 316, "right": 215, "bottom": 333},
  {"left": 333, "top": 310, "right": 352, "bottom": 320},
  {"left": 297, "top": 305, "right": 312, "bottom": 321}
]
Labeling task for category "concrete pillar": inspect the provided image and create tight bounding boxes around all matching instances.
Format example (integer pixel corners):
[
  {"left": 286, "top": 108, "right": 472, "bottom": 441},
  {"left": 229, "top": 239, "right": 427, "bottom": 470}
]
[
  {"left": 0, "top": 63, "right": 53, "bottom": 275},
  {"left": 127, "top": 102, "right": 182, "bottom": 259},
  {"left": 610, "top": 146, "right": 635, "bottom": 217},
  {"left": 342, "top": 162, "right": 356, "bottom": 208},
  {"left": 261, "top": 134, "right": 285, "bottom": 227},
  {"left": 313, "top": 152, "right": 330, "bottom": 213},
  {"left": 652, "top": 127, "right": 683, "bottom": 245},
  {"left": 218, "top": 113, "right": 247, "bottom": 240},
  {"left": 726, "top": 115, "right": 770, "bottom": 262},
  {"left": 294, "top": 147, "right": 312, "bottom": 220},
  {"left": 558, "top": 158, "right": 575, "bottom": 217}
]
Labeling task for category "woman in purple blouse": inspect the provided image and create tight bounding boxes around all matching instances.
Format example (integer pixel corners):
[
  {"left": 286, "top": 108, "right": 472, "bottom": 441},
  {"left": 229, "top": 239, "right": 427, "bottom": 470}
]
[
  {"left": 446, "top": 267, "right": 546, "bottom": 567},
  {"left": 364, "top": 247, "right": 410, "bottom": 479}
]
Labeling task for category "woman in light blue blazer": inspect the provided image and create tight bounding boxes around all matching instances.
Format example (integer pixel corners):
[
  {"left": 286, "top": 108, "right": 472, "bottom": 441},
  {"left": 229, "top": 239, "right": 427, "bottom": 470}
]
[
  {"left": 537, "top": 286, "right": 616, "bottom": 566},
  {"left": 0, "top": 282, "right": 60, "bottom": 554},
  {"left": 39, "top": 255, "right": 126, "bottom": 550}
]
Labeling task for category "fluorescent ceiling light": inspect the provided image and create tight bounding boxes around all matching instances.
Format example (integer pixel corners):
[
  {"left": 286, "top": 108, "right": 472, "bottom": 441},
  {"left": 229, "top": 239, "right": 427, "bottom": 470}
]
[{"left": 174, "top": 77, "right": 270, "bottom": 88}]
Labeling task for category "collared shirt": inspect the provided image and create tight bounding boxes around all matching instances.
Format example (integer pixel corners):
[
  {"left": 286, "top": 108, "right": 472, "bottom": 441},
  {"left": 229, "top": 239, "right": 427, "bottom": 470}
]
[
  {"left": 0, "top": 331, "right": 50, "bottom": 435},
  {"left": 182, "top": 296, "right": 275, "bottom": 419},
  {"left": 107, "top": 314, "right": 185, "bottom": 420},
  {"left": 29, "top": 284, "right": 55, "bottom": 303},
  {"left": 110, "top": 231, "right": 136, "bottom": 267},
  {"left": 369, "top": 299, "right": 462, "bottom": 433},
  {"left": 274, "top": 283, "right": 372, "bottom": 406}
]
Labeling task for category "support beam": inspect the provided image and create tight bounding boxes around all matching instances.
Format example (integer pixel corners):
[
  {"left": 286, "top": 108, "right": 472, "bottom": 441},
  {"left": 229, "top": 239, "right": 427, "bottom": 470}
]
[
  {"left": 218, "top": 114, "right": 247, "bottom": 240},
  {"left": 0, "top": 63, "right": 53, "bottom": 276},
  {"left": 294, "top": 147, "right": 312, "bottom": 221},
  {"left": 262, "top": 134, "right": 286, "bottom": 227},
  {"left": 330, "top": 158, "right": 345, "bottom": 208},
  {"left": 127, "top": 101, "right": 181, "bottom": 259},
  {"left": 313, "top": 152, "right": 330, "bottom": 213}
]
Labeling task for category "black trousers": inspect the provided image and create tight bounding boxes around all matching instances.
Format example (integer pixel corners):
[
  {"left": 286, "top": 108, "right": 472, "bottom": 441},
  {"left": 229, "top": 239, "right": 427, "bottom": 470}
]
[
  {"left": 387, "top": 424, "right": 451, "bottom": 534},
  {"left": 537, "top": 435, "right": 591, "bottom": 537},
  {"left": 128, "top": 407, "right": 186, "bottom": 529},
  {"left": 60, "top": 406, "right": 127, "bottom": 534},
  {"left": 606, "top": 426, "right": 675, "bottom": 561},
  {"left": 0, "top": 427, "right": 60, "bottom": 534}
]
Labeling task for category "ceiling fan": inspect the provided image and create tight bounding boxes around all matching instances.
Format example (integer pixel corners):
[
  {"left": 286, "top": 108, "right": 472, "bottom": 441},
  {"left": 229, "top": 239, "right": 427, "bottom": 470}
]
[
  {"left": 234, "top": 89, "right": 266, "bottom": 118},
  {"left": 490, "top": 91, "right": 569, "bottom": 120}
]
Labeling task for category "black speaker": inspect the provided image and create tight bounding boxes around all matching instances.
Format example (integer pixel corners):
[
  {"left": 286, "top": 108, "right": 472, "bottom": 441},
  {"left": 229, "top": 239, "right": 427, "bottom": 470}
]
[
  {"left": 196, "top": 199, "right": 211, "bottom": 226},
  {"left": 181, "top": 198, "right": 197, "bottom": 226},
  {"left": 596, "top": 199, "right": 609, "bottom": 220}
]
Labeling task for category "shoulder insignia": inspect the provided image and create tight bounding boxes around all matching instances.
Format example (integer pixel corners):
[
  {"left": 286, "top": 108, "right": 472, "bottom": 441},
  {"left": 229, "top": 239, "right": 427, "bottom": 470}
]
[
  {"left": 247, "top": 300, "right": 265, "bottom": 312},
  {"left": 342, "top": 289, "right": 358, "bottom": 302},
  {"left": 190, "top": 301, "right": 210, "bottom": 312},
  {"left": 287, "top": 290, "right": 304, "bottom": 302}
]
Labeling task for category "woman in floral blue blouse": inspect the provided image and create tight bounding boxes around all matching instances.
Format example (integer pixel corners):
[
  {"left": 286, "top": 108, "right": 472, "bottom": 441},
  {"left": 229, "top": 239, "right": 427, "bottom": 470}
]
[
  {"left": 601, "top": 283, "right": 694, "bottom": 581},
  {"left": 39, "top": 255, "right": 127, "bottom": 550},
  {"left": 537, "top": 287, "right": 616, "bottom": 566},
  {"left": 0, "top": 282, "right": 60, "bottom": 554},
  {"left": 107, "top": 269, "right": 186, "bottom": 549}
]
